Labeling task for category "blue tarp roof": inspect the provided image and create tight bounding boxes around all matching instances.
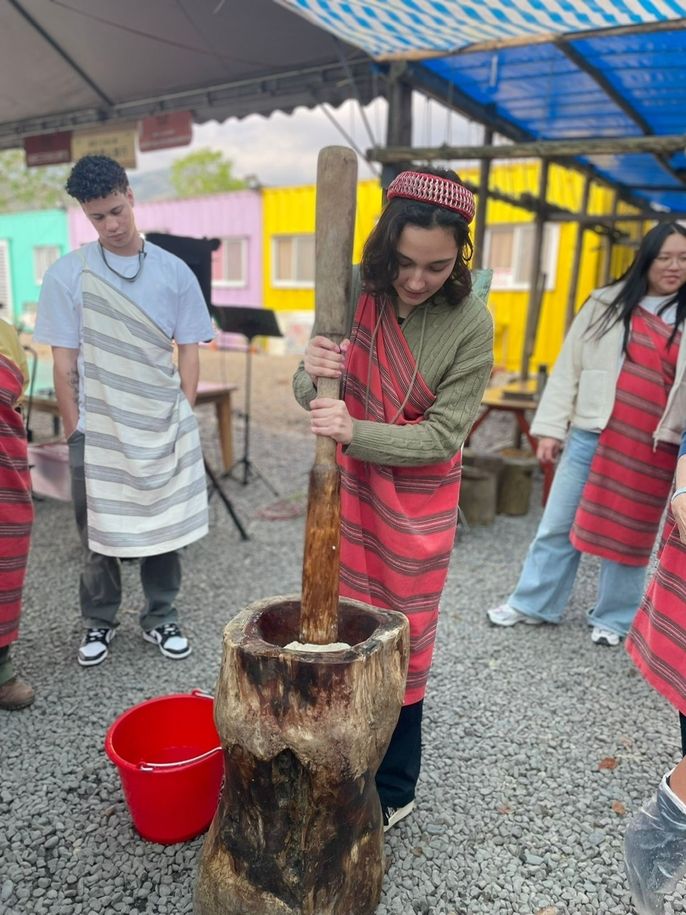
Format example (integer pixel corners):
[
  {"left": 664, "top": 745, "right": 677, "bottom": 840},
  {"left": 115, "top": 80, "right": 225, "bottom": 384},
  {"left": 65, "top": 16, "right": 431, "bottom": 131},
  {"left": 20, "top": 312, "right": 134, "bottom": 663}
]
[{"left": 280, "top": 1, "right": 686, "bottom": 211}]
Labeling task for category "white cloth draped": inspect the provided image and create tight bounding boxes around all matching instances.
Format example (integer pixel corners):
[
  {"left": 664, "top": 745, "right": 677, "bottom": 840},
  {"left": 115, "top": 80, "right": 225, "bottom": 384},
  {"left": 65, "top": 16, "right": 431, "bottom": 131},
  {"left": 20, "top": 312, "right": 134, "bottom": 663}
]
[{"left": 81, "top": 268, "right": 208, "bottom": 557}]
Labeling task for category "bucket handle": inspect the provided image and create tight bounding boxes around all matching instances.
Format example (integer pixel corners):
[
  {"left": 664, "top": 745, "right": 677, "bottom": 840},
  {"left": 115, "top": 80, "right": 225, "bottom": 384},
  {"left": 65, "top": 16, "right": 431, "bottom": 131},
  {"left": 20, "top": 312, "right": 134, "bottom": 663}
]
[
  {"left": 137, "top": 690, "right": 218, "bottom": 770},
  {"left": 138, "top": 745, "right": 222, "bottom": 772}
]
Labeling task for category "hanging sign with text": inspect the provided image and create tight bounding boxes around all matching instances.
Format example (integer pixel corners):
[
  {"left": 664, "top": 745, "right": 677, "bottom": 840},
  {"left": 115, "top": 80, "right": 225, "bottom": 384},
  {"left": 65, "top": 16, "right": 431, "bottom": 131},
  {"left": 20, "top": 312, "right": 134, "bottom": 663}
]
[
  {"left": 71, "top": 125, "right": 137, "bottom": 169},
  {"left": 24, "top": 131, "right": 72, "bottom": 167},
  {"left": 139, "top": 111, "right": 193, "bottom": 152}
]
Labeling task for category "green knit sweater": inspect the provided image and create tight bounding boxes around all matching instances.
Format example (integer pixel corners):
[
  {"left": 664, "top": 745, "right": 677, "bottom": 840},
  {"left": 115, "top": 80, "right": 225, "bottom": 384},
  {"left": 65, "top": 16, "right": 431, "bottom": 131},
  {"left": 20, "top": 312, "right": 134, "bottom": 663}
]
[{"left": 292, "top": 269, "right": 494, "bottom": 467}]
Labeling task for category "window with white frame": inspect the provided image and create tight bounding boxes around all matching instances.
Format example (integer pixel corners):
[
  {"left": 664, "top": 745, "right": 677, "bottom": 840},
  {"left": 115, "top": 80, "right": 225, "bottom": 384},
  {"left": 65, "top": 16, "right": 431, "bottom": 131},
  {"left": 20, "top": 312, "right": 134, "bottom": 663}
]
[
  {"left": 33, "top": 245, "right": 61, "bottom": 284},
  {"left": 212, "top": 237, "right": 247, "bottom": 287},
  {"left": 272, "top": 235, "right": 315, "bottom": 287},
  {"left": 484, "top": 223, "right": 559, "bottom": 291}
]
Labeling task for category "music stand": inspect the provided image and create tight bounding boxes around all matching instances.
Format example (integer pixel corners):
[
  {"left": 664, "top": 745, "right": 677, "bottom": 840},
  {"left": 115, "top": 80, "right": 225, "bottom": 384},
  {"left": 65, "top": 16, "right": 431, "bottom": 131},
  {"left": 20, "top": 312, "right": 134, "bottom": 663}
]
[{"left": 211, "top": 306, "right": 283, "bottom": 494}]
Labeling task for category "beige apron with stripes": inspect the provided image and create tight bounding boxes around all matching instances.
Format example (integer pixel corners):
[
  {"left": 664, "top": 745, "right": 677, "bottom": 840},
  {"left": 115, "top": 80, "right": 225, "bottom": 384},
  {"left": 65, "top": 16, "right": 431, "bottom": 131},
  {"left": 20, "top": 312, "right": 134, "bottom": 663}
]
[{"left": 80, "top": 267, "right": 208, "bottom": 558}]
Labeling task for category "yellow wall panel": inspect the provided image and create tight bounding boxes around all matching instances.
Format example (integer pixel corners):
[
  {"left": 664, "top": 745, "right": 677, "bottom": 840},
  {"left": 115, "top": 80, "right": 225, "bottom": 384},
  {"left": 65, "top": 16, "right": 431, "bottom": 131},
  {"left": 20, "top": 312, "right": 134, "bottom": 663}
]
[{"left": 263, "top": 180, "right": 382, "bottom": 313}]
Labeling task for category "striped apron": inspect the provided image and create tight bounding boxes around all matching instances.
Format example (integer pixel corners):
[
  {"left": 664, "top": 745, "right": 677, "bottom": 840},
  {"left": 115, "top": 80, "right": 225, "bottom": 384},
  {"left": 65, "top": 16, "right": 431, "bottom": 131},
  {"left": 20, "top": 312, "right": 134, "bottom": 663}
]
[
  {"left": 81, "top": 268, "right": 208, "bottom": 558},
  {"left": 339, "top": 293, "right": 461, "bottom": 705},
  {"left": 0, "top": 353, "right": 33, "bottom": 648},
  {"left": 570, "top": 308, "right": 680, "bottom": 566},
  {"left": 626, "top": 513, "right": 686, "bottom": 716}
]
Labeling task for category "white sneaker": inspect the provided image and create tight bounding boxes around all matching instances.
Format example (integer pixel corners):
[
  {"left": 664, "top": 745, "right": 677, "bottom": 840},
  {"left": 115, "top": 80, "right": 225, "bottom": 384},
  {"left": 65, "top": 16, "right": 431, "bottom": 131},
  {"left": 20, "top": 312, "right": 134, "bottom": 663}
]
[
  {"left": 382, "top": 800, "right": 415, "bottom": 832},
  {"left": 143, "top": 622, "right": 192, "bottom": 659},
  {"left": 591, "top": 625, "right": 620, "bottom": 647},
  {"left": 487, "top": 604, "right": 542, "bottom": 627},
  {"left": 78, "top": 627, "right": 115, "bottom": 667}
]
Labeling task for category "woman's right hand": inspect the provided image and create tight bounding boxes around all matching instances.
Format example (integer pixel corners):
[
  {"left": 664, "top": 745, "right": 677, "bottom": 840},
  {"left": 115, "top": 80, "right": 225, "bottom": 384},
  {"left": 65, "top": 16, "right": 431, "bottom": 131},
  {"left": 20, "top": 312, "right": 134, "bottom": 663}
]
[
  {"left": 304, "top": 336, "right": 350, "bottom": 384},
  {"left": 536, "top": 436, "right": 562, "bottom": 463}
]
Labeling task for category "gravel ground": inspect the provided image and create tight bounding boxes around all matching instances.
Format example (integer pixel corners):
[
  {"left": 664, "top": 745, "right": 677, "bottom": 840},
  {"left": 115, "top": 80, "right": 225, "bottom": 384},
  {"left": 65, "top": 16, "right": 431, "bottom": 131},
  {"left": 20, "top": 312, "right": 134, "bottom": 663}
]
[{"left": 2, "top": 376, "right": 685, "bottom": 915}]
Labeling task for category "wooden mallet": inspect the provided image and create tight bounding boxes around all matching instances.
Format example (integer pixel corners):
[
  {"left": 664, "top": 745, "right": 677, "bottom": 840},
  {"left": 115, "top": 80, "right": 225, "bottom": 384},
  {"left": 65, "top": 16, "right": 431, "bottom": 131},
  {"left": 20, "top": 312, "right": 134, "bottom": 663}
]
[{"left": 299, "top": 145, "right": 358, "bottom": 645}]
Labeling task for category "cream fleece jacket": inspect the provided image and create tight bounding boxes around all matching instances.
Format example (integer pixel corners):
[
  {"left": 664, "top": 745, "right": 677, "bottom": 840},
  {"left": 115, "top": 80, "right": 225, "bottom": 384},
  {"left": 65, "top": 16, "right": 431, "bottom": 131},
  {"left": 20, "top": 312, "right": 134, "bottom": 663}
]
[{"left": 530, "top": 283, "right": 686, "bottom": 446}]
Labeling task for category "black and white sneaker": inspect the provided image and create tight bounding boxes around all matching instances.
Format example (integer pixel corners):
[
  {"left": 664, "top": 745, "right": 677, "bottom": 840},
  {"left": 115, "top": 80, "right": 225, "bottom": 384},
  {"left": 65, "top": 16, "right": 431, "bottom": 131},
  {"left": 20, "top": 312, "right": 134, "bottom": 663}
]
[
  {"left": 143, "top": 623, "right": 191, "bottom": 660},
  {"left": 382, "top": 800, "right": 416, "bottom": 832},
  {"left": 78, "top": 627, "right": 115, "bottom": 667}
]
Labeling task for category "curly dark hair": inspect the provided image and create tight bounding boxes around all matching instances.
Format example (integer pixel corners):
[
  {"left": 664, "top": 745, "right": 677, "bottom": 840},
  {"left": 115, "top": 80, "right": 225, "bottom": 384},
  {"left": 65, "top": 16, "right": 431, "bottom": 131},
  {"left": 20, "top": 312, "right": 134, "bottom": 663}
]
[
  {"left": 65, "top": 155, "right": 129, "bottom": 203},
  {"left": 361, "top": 166, "right": 473, "bottom": 307}
]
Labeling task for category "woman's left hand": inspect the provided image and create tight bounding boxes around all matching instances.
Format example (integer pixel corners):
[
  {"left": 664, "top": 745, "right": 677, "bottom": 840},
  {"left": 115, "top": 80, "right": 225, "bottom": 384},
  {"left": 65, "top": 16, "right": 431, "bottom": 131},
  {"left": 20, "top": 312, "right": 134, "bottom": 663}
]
[{"left": 310, "top": 397, "right": 353, "bottom": 444}]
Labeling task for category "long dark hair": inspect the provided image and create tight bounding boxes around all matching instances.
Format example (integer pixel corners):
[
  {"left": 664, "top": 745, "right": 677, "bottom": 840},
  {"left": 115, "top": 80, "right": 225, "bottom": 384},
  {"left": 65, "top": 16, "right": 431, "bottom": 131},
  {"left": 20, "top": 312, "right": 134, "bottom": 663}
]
[
  {"left": 360, "top": 166, "right": 473, "bottom": 307},
  {"left": 592, "top": 222, "right": 686, "bottom": 350}
]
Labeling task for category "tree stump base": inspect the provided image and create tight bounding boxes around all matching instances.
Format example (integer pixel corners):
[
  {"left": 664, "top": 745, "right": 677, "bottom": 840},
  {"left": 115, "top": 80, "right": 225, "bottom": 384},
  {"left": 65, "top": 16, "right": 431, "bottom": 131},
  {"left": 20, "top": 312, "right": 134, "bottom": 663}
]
[
  {"left": 194, "top": 595, "right": 410, "bottom": 915},
  {"left": 459, "top": 465, "right": 497, "bottom": 526},
  {"left": 496, "top": 448, "right": 538, "bottom": 516}
]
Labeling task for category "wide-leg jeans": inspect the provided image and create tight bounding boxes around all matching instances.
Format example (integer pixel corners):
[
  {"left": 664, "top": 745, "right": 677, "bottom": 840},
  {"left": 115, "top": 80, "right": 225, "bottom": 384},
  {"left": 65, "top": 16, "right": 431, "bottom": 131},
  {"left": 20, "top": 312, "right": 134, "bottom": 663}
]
[{"left": 507, "top": 427, "right": 647, "bottom": 636}]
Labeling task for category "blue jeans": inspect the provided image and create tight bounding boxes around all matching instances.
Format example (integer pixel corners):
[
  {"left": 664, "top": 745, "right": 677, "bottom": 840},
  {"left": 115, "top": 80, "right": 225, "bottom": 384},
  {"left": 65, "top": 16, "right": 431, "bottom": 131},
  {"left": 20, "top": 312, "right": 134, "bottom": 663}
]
[{"left": 508, "top": 427, "right": 647, "bottom": 636}]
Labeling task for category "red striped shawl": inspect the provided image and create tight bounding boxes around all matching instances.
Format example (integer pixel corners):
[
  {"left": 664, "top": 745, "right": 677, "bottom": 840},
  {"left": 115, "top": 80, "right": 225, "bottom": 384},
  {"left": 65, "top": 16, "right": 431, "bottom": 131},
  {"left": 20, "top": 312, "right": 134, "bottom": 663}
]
[
  {"left": 339, "top": 294, "right": 461, "bottom": 704},
  {"left": 571, "top": 308, "right": 680, "bottom": 566},
  {"left": 0, "top": 353, "right": 33, "bottom": 648}
]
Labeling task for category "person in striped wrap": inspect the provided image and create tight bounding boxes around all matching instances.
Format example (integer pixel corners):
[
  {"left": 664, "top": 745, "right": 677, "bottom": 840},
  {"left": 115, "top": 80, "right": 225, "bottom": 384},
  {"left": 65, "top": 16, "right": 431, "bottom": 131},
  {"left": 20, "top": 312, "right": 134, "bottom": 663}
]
[
  {"left": 488, "top": 223, "right": 686, "bottom": 648},
  {"left": 624, "top": 413, "right": 686, "bottom": 914},
  {"left": 0, "top": 321, "right": 34, "bottom": 711},
  {"left": 294, "top": 167, "right": 494, "bottom": 831}
]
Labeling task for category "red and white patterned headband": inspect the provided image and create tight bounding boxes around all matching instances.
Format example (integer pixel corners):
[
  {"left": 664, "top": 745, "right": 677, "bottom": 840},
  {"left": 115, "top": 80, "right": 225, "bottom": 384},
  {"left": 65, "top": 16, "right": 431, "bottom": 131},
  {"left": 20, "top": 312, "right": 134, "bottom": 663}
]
[{"left": 386, "top": 171, "right": 475, "bottom": 223}]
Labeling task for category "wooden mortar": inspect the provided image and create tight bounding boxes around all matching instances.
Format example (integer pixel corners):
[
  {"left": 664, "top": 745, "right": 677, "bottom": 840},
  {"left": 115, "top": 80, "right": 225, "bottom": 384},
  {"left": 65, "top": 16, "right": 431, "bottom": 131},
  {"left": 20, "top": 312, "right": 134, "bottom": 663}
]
[{"left": 194, "top": 595, "right": 409, "bottom": 914}]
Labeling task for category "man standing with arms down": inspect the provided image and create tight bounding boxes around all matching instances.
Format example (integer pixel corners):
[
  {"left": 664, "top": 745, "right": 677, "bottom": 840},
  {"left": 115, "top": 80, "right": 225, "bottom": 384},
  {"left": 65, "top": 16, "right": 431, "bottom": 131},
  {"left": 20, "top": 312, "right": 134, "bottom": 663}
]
[{"left": 34, "top": 155, "right": 213, "bottom": 667}]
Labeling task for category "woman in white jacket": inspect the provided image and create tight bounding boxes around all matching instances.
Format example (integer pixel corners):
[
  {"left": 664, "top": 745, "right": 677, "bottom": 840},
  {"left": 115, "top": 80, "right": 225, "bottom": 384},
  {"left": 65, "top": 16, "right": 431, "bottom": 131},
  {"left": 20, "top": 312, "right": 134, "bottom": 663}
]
[{"left": 487, "top": 221, "right": 686, "bottom": 646}]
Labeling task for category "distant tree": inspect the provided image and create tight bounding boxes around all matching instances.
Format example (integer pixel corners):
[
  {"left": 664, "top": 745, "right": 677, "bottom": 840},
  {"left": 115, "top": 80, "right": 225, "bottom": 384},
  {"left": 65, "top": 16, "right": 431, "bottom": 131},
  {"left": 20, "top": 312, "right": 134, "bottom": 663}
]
[
  {"left": 170, "top": 148, "right": 248, "bottom": 198},
  {"left": 0, "top": 150, "right": 70, "bottom": 212}
]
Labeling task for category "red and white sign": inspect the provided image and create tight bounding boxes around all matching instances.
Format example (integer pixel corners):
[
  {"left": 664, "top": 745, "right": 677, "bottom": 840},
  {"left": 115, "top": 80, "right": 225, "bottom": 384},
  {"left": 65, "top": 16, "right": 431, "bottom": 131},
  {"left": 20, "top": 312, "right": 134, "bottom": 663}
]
[
  {"left": 24, "top": 131, "right": 72, "bottom": 167},
  {"left": 139, "top": 111, "right": 193, "bottom": 152}
]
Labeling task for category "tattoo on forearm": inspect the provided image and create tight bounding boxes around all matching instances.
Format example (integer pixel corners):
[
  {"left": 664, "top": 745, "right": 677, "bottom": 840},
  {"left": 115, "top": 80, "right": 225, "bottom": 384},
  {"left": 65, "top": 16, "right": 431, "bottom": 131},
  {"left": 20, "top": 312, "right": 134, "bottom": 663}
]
[{"left": 68, "top": 368, "right": 79, "bottom": 406}]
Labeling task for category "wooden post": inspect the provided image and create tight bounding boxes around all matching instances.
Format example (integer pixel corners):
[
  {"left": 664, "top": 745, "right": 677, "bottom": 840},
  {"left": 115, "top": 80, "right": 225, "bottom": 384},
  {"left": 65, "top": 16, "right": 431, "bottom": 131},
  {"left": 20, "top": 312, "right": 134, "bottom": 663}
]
[
  {"left": 381, "top": 62, "right": 413, "bottom": 192},
  {"left": 472, "top": 126, "right": 493, "bottom": 270},
  {"left": 601, "top": 192, "right": 619, "bottom": 284},
  {"left": 564, "top": 175, "right": 591, "bottom": 331},
  {"left": 520, "top": 159, "right": 550, "bottom": 380}
]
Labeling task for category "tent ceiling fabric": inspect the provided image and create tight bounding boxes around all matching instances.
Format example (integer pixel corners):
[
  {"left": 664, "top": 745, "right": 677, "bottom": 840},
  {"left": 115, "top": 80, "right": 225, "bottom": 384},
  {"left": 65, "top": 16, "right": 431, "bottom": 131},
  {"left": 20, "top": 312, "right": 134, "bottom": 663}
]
[
  {"left": 277, "top": 0, "right": 686, "bottom": 57},
  {"left": 0, "top": 0, "right": 684, "bottom": 213},
  {"left": 0, "top": 0, "right": 377, "bottom": 145},
  {"left": 420, "top": 27, "right": 686, "bottom": 210},
  {"left": 281, "top": 0, "right": 686, "bottom": 212}
]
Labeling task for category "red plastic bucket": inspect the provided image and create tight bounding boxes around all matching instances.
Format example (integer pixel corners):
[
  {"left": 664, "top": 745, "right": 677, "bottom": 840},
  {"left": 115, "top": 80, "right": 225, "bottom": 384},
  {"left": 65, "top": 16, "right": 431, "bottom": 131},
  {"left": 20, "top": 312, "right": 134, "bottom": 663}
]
[{"left": 104, "top": 691, "right": 223, "bottom": 844}]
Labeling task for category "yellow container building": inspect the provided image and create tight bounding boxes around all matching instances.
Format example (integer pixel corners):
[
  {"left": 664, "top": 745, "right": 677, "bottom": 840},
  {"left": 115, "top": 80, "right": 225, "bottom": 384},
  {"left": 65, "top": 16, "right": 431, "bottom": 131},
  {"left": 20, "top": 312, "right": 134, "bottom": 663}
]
[{"left": 263, "top": 165, "right": 641, "bottom": 371}]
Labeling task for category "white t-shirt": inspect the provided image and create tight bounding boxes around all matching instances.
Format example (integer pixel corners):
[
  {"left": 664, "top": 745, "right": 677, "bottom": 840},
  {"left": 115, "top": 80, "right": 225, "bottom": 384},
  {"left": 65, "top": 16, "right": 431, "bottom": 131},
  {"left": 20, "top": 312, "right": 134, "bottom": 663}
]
[
  {"left": 641, "top": 294, "right": 677, "bottom": 326},
  {"left": 34, "top": 240, "right": 214, "bottom": 430}
]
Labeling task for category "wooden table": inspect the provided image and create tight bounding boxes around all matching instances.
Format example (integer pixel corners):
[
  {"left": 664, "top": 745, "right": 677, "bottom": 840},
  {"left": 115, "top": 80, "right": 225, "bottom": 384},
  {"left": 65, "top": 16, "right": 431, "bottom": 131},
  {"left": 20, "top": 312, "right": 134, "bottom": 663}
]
[
  {"left": 28, "top": 380, "right": 238, "bottom": 472},
  {"left": 468, "top": 380, "right": 554, "bottom": 504}
]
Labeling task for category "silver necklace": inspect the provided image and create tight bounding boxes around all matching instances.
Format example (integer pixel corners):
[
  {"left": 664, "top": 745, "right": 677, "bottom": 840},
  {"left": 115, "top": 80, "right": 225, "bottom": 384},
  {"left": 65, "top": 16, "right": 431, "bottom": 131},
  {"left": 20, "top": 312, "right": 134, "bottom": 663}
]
[{"left": 98, "top": 240, "right": 146, "bottom": 282}]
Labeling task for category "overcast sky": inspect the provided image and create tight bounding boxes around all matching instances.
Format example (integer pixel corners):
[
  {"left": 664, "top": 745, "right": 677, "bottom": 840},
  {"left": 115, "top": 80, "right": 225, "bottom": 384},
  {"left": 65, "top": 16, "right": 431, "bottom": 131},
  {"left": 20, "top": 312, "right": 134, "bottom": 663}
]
[{"left": 131, "top": 95, "right": 487, "bottom": 187}]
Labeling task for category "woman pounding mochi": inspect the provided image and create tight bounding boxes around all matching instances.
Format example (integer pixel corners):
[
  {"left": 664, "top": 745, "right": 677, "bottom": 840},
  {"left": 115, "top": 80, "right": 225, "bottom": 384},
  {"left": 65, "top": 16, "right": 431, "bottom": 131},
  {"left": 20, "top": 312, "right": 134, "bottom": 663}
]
[{"left": 293, "top": 167, "right": 494, "bottom": 831}]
